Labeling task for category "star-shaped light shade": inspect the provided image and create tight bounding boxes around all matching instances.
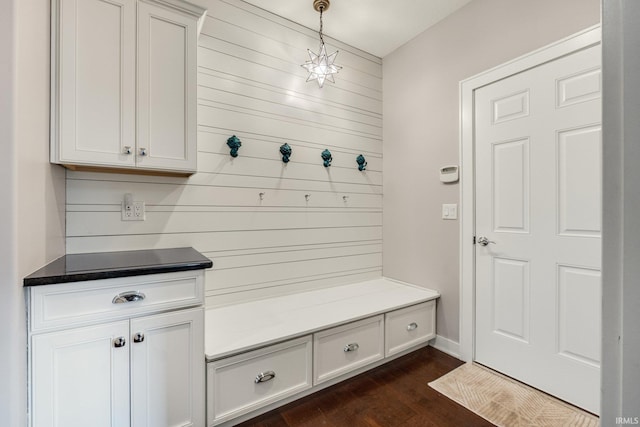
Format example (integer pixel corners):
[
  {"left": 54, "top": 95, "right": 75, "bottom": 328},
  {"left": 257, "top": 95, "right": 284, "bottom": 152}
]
[{"left": 301, "top": 43, "right": 342, "bottom": 88}]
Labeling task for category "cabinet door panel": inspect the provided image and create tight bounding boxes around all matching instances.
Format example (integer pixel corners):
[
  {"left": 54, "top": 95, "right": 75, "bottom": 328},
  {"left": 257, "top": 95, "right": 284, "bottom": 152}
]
[
  {"left": 56, "top": 0, "right": 136, "bottom": 166},
  {"left": 31, "top": 321, "right": 130, "bottom": 427},
  {"left": 130, "top": 307, "right": 205, "bottom": 427},
  {"left": 137, "top": 2, "right": 198, "bottom": 172}
]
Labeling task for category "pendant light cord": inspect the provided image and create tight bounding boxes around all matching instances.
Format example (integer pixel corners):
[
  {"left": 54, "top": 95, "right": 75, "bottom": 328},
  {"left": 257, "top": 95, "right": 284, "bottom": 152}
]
[{"left": 319, "top": 7, "right": 325, "bottom": 45}]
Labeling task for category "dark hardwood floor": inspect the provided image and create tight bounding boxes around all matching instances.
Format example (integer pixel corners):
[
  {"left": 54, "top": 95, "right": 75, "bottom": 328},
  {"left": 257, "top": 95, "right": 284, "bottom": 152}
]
[{"left": 237, "top": 346, "right": 495, "bottom": 427}]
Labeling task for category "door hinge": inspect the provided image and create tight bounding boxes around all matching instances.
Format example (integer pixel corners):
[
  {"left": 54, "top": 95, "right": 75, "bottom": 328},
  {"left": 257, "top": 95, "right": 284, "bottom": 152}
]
[{"left": 473, "top": 236, "right": 476, "bottom": 245}]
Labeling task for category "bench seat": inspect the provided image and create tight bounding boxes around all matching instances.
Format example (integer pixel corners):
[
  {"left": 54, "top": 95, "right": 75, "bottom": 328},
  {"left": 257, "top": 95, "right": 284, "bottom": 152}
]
[{"left": 204, "top": 277, "right": 439, "bottom": 361}]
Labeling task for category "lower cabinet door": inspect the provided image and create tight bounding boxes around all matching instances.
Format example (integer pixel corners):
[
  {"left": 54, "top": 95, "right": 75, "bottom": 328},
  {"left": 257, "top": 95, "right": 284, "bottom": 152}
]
[
  {"left": 31, "top": 320, "right": 131, "bottom": 427},
  {"left": 313, "top": 315, "right": 384, "bottom": 385},
  {"left": 207, "top": 336, "right": 313, "bottom": 426},
  {"left": 130, "top": 307, "right": 205, "bottom": 427}
]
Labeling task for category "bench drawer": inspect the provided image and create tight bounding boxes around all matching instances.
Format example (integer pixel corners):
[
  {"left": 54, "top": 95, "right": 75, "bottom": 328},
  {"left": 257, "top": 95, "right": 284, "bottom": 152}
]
[
  {"left": 313, "top": 315, "right": 384, "bottom": 385},
  {"left": 29, "top": 271, "right": 204, "bottom": 332},
  {"left": 207, "top": 335, "right": 312, "bottom": 426},
  {"left": 385, "top": 301, "right": 436, "bottom": 357}
]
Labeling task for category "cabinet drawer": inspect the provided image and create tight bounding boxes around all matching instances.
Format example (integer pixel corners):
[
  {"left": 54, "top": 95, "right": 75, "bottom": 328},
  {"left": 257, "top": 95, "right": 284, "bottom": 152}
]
[
  {"left": 29, "top": 270, "right": 204, "bottom": 332},
  {"left": 207, "top": 336, "right": 313, "bottom": 426},
  {"left": 313, "top": 315, "right": 384, "bottom": 385},
  {"left": 385, "top": 301, "right": 436, "bottom": 357}
]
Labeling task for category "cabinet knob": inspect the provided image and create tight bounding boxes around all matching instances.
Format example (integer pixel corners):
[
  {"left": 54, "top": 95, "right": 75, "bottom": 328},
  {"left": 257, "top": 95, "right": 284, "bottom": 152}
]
[
  {"left": 255, "top": 371, "right": 276, "bottom": 384},
  {"left": 139, "top": 147, "right": 147, "bottom": 156},
  {"left": 407, "top": 322, "right": 419, "bottom": 331},
  {"left": 133, "top": 332, "right": 145, "bottom": 343},
  {"left": 123, "top": 146, "right": 132, "bottom": 155},
  {"left": 343, "top": 343, "right": 359, "bottom": 352},
  {"left": 113, "top": 337, "right": 126, "bottom": 348}
]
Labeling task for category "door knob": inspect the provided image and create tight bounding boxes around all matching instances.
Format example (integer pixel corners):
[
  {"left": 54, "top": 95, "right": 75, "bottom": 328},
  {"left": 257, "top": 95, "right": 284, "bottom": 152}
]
[
  {"left": 113, "top": 337, "right": 126, "bottom": 348},
  {"left": 133, "top": 332, "right": 144, "bottom": 343},
  {"left": 477, "top": 236, "right": 495, "bottom": 246}
]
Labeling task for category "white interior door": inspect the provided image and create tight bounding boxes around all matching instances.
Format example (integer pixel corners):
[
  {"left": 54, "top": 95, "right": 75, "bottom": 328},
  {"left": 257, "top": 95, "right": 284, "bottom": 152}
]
[{"left": 474, "top": 44, "right": 602, "bottom": 414}]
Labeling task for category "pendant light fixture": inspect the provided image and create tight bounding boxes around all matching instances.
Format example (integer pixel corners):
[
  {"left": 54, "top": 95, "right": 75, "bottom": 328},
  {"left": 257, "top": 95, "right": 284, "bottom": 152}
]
[{"left": 301, "top": 0, "right": 342, "bottom": 88}]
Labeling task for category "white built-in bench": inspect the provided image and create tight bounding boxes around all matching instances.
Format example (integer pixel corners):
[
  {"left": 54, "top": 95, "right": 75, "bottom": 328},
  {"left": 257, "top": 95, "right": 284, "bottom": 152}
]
[{"left": 204, "top": 277, "right": 440, "bottom": 426}]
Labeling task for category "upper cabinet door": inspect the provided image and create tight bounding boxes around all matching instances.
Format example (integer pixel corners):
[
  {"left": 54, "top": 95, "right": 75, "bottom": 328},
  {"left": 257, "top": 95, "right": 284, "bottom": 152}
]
[
  {"left": 136, "top": 1, "right": 198, "bottom": 173},
  {"left": 54, "top": 0, "right": 136, "bottom": 167}
]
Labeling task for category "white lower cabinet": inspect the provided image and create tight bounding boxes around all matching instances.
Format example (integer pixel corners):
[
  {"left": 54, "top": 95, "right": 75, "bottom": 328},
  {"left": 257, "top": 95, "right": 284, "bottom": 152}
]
[
  {"left": 385, "top": 301, "right": 436, "bottom": 357},
  {"left": 207, "top": 336, "right": 312, "bottom": 426},
  {"left": 28, "top": 271, "right": 206, "bottom": 427},
  {"left": 313, "top": 315, "right": 385, "bottom": 385},
  {"left": 204, "top": 287, "right": 438, "bottom": 426}
]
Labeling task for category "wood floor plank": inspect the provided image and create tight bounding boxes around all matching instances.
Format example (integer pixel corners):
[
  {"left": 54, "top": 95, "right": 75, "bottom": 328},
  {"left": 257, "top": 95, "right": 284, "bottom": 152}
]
[{"left": 237, "top": 346, "right": 495, "bottom": 427}]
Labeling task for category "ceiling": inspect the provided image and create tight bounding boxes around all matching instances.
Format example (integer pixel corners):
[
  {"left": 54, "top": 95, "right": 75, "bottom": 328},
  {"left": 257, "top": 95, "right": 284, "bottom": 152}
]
[{"left": 241, "top": 0, "right": 473, "bottom": 58}]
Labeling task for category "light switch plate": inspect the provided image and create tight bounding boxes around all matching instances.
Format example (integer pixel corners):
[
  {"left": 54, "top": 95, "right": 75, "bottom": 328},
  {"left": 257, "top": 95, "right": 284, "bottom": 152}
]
[{"left": 442, "top": 204, "right": 458, "bottom": 220}]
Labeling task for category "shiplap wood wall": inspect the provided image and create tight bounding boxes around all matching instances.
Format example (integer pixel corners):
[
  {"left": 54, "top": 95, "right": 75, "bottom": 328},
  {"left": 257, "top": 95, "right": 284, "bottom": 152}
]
[{"left": 65, "top": 0, "right": 383, "bottom": 307}]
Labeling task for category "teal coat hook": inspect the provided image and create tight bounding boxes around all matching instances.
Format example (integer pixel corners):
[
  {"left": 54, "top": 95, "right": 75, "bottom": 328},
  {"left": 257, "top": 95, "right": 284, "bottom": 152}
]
[
  {"left": 321, "top": 149, "right": 332, "bottom": 167},
  {"left": 356, "top": 154, "right": 367, "bottom": 171},
  {"left": 280, "top": 143, "right": 292, "bottom": 163},
  {"left": 227, "top": 135, "right": 242, "bottom": 157}
]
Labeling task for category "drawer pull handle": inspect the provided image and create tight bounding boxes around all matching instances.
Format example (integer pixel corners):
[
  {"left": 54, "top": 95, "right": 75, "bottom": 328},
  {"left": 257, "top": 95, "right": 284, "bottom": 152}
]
[
  {"left": 133, "top": 332, "right": 145, "bottom": 343},
  {"left": 112, "top": 291, "right": 146, "bottom": 304},
  {"left": 344, "top": 343, "right": 359, "bottom": 352},
  {"left": 255, "top": 371, "right": 276, "bottom": 384},
  {"left": 407, "top": 322, "right": 419, "bottom": 331},
  {"left": 113, "top": 337, "right": 126, "bottom": 348}
]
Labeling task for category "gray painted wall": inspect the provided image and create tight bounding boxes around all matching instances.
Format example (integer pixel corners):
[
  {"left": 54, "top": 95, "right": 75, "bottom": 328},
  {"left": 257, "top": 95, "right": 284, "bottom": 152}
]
[{"left": 382, "top": 0, "right": 600, "bottom": 343}]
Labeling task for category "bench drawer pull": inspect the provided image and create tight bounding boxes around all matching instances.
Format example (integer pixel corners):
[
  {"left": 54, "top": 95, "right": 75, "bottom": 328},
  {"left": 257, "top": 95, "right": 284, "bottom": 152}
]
[
  {"left": 407, "top": 322, "right": 418, "bottom": 331},
  {"left": 112, "top": 291, "right": 146, "bottom": 304},
  {"left": 343, "top": 343, "right": 359, "bottom": 352},
  {"left": 255, "top": 371, "right": 276, "bottom": 384}
]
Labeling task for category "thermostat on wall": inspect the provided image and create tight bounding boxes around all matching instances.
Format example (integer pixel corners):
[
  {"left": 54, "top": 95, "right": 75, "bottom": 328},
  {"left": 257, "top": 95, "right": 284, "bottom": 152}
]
[{"left": 440, "top": 165, "right": 459, "bottom": 183}]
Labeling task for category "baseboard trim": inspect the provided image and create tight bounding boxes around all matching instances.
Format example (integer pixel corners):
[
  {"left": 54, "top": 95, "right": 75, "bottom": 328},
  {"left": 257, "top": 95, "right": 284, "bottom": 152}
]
[{"left": 430, "top": 335, "right": 461, "bottom": 360}]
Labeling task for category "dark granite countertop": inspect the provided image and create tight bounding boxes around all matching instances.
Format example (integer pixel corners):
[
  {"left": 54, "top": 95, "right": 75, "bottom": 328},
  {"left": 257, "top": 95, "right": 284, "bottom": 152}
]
[{"left": 24, "top": 247, "right": 213, "bottom": 287}]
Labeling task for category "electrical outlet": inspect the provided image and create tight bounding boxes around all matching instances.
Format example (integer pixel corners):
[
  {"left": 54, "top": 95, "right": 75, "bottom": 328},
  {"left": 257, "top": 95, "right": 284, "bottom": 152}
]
[{"left": 122, "top": 200, "right": 145, "bottom": 221}]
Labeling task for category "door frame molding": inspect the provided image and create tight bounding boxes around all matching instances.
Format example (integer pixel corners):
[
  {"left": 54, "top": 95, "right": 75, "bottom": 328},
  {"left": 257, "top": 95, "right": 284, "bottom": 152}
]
[{"left": 458, "top": 25, "right": 601, "bottom": 362}]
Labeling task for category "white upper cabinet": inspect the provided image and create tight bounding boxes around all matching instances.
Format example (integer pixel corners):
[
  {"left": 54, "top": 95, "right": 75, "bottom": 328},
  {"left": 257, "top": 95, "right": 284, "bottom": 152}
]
[{"left": 51, "top": 0, "right": 206, "bottom": 175}]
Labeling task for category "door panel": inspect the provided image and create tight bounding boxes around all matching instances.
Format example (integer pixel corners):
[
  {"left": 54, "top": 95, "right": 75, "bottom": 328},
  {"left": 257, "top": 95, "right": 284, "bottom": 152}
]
[
  {"left": 130, "top": 308, "right": 205, "bottom": 427},
  {"left": 57, "top": 0, "right": 136, "bottom": 166},
  {"left": 137, "top": 2, "right": 198, "bottom": 172},
  {"left": 474, "top": 44, "right": 601, "bottom": 414},
  {"left": 31, "top": 321, "right": 130, "bottom": 427}
]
